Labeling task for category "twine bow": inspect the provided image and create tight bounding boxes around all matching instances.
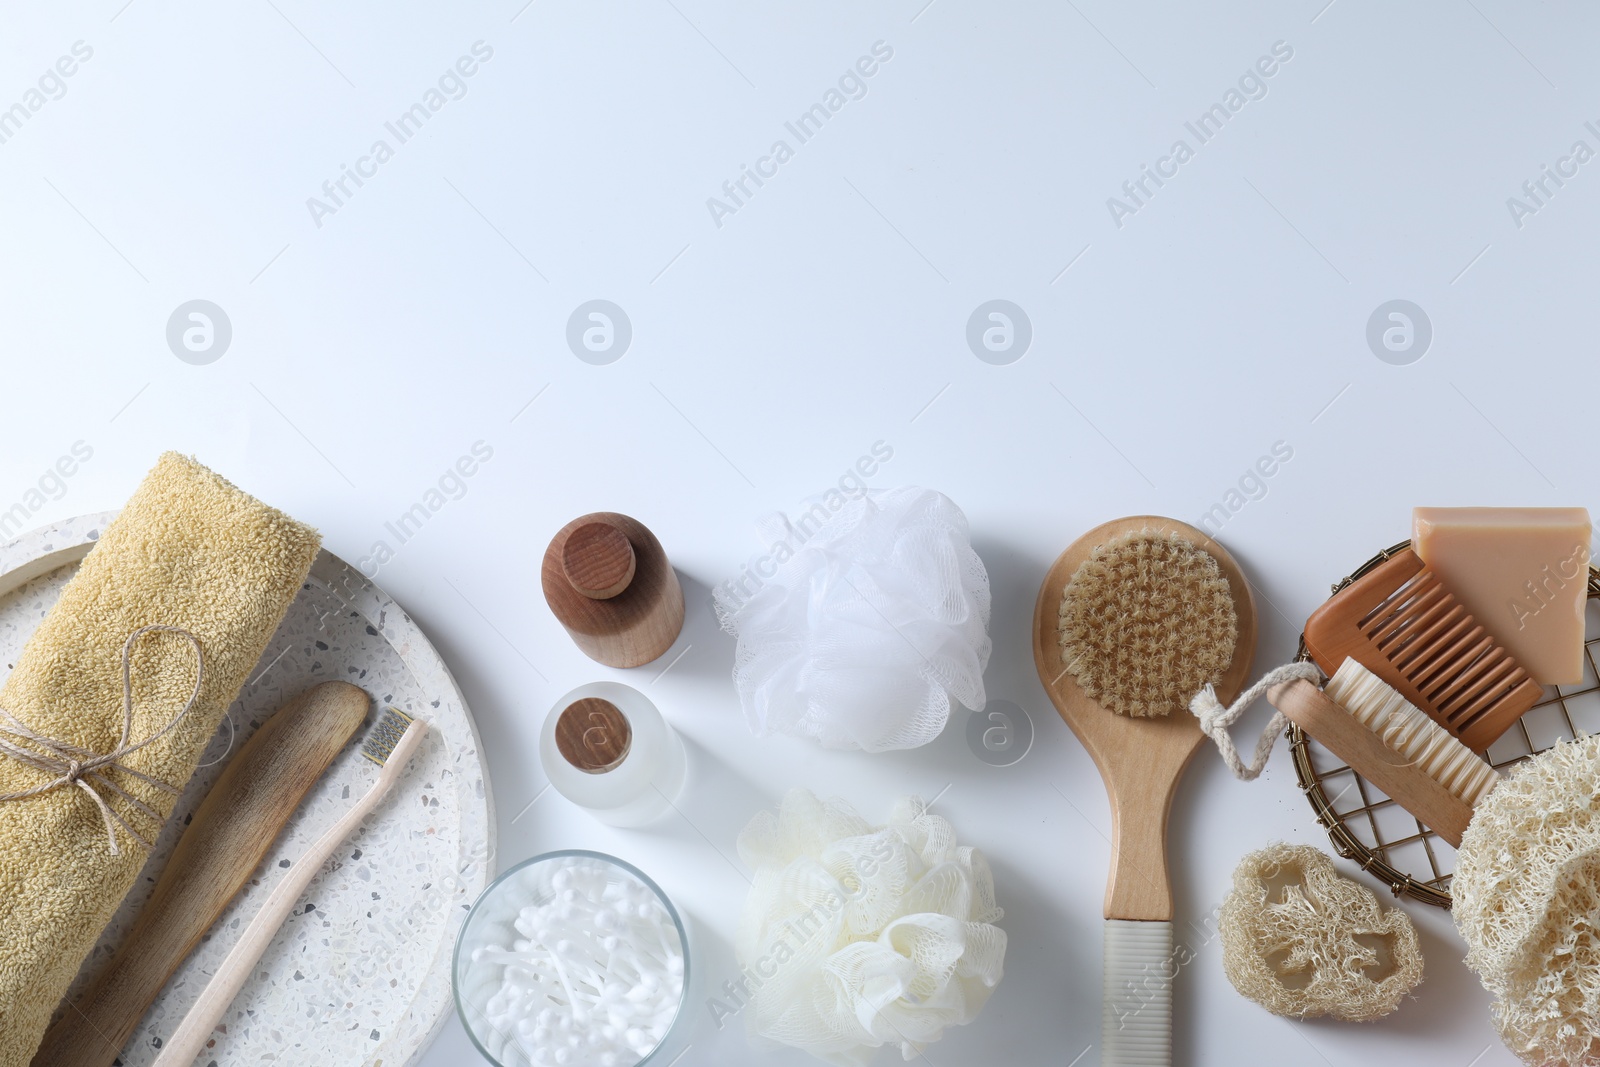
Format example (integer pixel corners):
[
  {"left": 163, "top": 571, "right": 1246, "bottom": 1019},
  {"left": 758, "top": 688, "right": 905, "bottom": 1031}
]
[{"left": 0, "top": 625, "right": 205, "bottom": 855}]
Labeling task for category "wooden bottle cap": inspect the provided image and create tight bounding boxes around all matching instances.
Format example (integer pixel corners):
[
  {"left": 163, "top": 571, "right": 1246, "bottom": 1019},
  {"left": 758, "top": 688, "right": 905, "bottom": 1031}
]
[
  {"left": 554, "top": 697, "right": 632, "bottom": 774},
  {"left": 561, "top": 521, "right": 637, "bottom": 600}
]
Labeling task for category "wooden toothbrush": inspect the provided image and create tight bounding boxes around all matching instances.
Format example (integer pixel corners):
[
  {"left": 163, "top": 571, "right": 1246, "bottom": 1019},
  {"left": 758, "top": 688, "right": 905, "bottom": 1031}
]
[
  {"left": 149, "top": 706, "right": 429, "bottom": 1067},
  {"left": 1034, "top": 516, "right": 1256, "bottom": 1067},
  {"left": 31, "top": 681, "right": 370, "bottom": 1067}
]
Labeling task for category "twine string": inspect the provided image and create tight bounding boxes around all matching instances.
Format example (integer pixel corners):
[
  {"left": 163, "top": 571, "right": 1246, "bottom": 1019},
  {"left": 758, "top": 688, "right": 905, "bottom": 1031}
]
[
  {"left": 0, "top": 625, "right": 204, "bottom": 855},
  {"left": 1190, "top": 660, "right": 1325, "bottom": 780}
]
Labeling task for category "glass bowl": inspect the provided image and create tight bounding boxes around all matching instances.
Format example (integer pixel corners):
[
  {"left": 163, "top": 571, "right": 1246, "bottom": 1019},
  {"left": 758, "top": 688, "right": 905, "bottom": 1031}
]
[{"left": 453, "top": 850, "right": 690, "bottom": 1067}]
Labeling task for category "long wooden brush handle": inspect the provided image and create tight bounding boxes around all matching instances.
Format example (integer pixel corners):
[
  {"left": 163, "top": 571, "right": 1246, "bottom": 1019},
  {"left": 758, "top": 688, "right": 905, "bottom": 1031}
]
[
  {"left": 30, "top": 682, "right": 369, "bottom": 1067},
  {"left": 151, "top": 719, "right": 428, "bottom": 1067}
]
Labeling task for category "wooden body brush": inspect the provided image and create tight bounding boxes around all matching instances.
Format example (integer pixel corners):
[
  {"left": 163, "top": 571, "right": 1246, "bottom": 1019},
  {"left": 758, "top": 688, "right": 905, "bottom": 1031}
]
[
  {"left": 1034, "top": 516, "right": 1256, "bottom": 1067},
  {"left": 1302, "top": 547, "right": 1540, "bottom": 752}
]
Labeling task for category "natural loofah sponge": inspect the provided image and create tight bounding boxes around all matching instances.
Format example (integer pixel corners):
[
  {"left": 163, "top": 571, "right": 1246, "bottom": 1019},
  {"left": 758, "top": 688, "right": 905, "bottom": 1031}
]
[
  {"left": 1059, "top": 529, "right": 1236, "bottom": 717},
  {"left": 1454, "top": 733, "right": 1600, "bottom": 1066},
  {"left": 1220, "top": 843, "right": 1423, "bottom": 1021},
  {"left": 729, "top": 790, "right": 1006, "bottom": 1066},
  {"left": 713, "top": 487, "right": 991, "bottom": 752}
]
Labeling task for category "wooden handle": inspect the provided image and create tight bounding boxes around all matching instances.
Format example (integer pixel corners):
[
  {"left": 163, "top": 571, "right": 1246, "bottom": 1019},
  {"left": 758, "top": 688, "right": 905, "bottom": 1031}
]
[
  {"left": 1269, "top": 679, "right": 1475, "bottom": 847},
  {"left": 1104, "top": 735, "right": 1194, "bottom": 920},
  {"left": 31, "top": 682, "right": 369, "bottom": 1067},
  {"left": 151, "top": 718, "right": 429, "bottom": 1067}
]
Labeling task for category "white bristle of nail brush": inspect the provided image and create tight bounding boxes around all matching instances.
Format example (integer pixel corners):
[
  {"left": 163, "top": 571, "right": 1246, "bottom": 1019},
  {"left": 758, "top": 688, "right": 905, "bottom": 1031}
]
[{"left": 1324, "top": 658, "right": 1501, "bottom": 807}]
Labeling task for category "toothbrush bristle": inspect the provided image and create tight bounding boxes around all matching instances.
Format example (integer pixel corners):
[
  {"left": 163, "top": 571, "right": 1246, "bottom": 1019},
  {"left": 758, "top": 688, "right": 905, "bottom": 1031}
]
[{"left": 362, "top": 706, "right": 415, "bottom": 766}]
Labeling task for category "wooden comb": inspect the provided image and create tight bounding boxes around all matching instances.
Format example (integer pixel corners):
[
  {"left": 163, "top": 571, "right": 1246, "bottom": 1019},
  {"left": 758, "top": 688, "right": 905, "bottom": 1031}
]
[{"left": 1303, "top": 547, "right": 1540, "bottom": 753}]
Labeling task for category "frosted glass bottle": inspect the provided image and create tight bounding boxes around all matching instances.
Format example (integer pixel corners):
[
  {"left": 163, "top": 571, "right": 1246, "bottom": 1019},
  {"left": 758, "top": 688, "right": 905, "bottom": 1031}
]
[{"left": 539, "top": 681, "right": 688, "bottom": 826}]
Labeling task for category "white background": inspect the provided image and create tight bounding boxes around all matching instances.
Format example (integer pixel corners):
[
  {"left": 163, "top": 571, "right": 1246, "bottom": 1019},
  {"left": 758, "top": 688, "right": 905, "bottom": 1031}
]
[{"left": 2, "top": 2, "right": 1595, "bottom": 1065}]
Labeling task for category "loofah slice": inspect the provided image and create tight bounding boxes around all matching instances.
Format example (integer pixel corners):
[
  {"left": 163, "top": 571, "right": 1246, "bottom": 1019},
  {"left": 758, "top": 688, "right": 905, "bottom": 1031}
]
[
  {"left": 1220, "top": 842, "right": 1423, "bottom": 1021},
  {"left": 1058, "top": 529, "right": 1236, "bottom": 717},
  {"left": 1454, "top": 732, "right": 1600, "bottom": 1066}
]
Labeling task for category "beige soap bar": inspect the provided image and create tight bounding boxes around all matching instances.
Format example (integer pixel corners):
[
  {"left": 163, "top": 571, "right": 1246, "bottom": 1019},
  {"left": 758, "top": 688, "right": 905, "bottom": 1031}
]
[{"left": 1413, "top": 507, "right": 1591, "bottom": 685}]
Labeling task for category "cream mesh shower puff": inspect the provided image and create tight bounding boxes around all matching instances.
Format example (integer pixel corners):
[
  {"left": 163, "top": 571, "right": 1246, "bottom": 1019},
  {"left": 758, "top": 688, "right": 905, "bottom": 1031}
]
[
  {"left": 1220, "top": 843, "right": 1422, "bottom": 1021},
  {"left": 1454, "top": 733, "right": 1600, "bottom": 1066},
  {"left": 713, "top": 487, "right": 991, "bottom": 752},
  {"left": 729, "top": 790, "right": 1006, "bottom": 1065}
]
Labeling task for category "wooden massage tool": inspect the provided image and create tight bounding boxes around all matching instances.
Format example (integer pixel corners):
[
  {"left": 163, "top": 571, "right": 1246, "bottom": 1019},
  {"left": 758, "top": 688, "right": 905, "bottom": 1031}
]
[
  {"left": 32, "top": 682, "right": 369, "bottom": 1067},
  {"left": 1033, "top": 516, "right": 1256, "bottom": 1067}
]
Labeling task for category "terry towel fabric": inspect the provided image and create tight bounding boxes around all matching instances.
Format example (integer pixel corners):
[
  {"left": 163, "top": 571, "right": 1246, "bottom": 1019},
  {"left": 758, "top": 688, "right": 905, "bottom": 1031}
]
[{"left": 0, "top": 452, "right": 319, "bottom": 1066}]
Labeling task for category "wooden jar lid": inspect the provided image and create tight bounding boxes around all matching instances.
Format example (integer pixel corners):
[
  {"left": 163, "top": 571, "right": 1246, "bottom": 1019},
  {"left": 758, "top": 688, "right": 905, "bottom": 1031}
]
[
  {"left": 554, "top": 697, "right": 632, "bottom": 774},
  {"left": 561, "top": 521, "right": 637, "bottom": 600}
]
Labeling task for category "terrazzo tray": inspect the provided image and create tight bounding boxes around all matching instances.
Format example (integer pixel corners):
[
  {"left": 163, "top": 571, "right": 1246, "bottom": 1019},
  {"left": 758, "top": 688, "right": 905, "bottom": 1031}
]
[{"left": 2, "top": 512, "right": 495, "bottom": 1067}]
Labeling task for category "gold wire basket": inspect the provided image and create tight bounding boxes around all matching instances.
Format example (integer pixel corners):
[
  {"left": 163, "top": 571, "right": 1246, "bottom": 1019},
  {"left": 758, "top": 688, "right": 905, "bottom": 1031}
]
[{"left": 1288, "top": 539, "right": 1600, "bottom": 908}]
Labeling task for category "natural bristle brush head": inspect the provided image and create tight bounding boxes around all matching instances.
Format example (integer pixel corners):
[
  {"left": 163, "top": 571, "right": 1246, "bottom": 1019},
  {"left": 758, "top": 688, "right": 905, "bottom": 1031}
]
[
  {"left": 361, "top": 706, "right": 416, "bottom": 766},
  {"left": 1058, "top": 528, "right": 1238, "bottom": 717}
]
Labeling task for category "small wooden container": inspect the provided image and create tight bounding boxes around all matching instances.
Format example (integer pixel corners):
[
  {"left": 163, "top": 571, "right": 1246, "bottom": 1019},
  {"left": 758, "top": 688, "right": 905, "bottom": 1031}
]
[{"left": 542, "top": 512, "right": 685, "bottom": 668}]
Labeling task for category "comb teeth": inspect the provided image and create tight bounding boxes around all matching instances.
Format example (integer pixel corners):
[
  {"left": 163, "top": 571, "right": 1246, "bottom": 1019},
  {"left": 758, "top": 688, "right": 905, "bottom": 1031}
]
[
  {"left": 362, "top": 706, "right": 415, "bottom": 766},
  {"left": 1303, "top": 548, "right": 1542, "bottom": 753},
  {"left": 1359, "top": 567, "right": 1531, "bottom": 724}
]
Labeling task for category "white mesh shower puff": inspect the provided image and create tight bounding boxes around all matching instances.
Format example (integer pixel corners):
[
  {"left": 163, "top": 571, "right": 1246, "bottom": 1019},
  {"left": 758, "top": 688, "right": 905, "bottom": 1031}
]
[
  {"left": 731, "top": 790, "right": 1006, "bottom": 1065},
  {"left": 713, "top": 486, "right": 992, "bottom": 752}
]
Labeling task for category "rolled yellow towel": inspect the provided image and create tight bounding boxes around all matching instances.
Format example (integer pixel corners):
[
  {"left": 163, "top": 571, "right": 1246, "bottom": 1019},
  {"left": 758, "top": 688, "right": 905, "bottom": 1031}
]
[{"left": 0, "top": 452, "right": 319, "bottom": 1066}]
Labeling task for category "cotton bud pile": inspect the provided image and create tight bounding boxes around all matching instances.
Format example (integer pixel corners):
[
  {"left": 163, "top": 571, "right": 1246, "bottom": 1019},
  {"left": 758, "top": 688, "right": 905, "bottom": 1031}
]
[{"left": 469, "top": 860, "right": 685, "bottom": 1066}]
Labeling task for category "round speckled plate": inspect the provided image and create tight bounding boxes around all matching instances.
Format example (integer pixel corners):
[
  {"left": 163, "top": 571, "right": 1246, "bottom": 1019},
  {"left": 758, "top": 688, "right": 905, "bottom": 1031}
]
[{"left": 0, "top": 513, "right": 494, "bottom": 1067}]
